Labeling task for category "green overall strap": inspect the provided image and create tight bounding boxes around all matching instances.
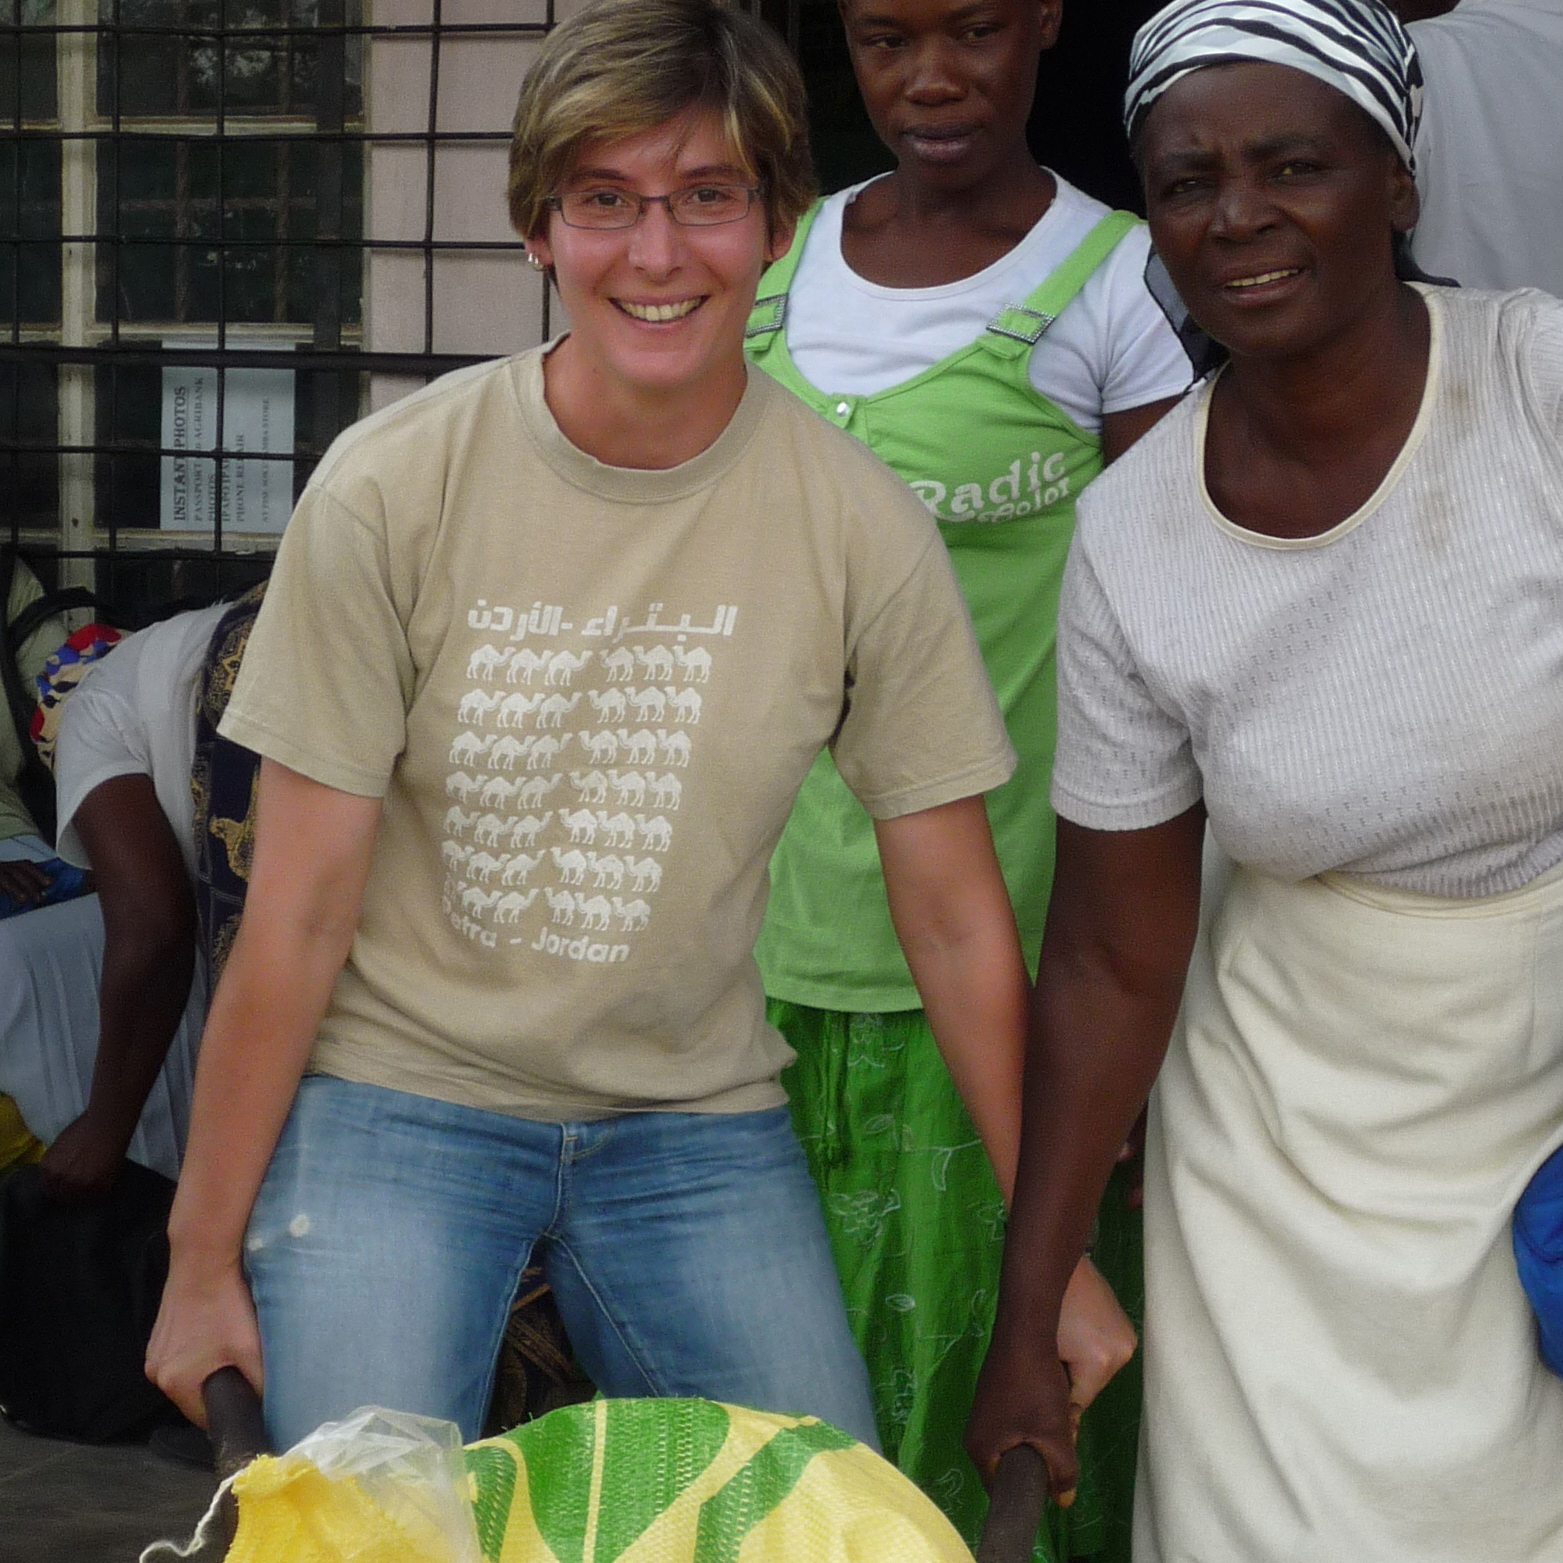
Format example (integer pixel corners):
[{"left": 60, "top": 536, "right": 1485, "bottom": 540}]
[
  {"left": 745, "top": 200, "right": 824, "bottom": 342},
  {"left": 983, "top": 209, "right": 1141, "bottom": 359}
]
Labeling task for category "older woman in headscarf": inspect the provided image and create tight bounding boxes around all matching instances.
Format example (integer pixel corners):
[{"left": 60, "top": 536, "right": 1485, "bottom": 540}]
[{"left": 966, "top": 1, "right": 1563, "bottom": 1558}]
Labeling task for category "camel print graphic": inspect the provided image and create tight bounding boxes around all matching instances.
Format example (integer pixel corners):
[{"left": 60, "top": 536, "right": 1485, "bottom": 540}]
[{"left": 440, "top": 596, "right": 737, "bottom": 958}]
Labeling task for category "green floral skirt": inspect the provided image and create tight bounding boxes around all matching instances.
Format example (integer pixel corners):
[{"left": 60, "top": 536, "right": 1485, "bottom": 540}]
[{"left": 770, "top": 1000, "right": 1142, "bottom": 1563}]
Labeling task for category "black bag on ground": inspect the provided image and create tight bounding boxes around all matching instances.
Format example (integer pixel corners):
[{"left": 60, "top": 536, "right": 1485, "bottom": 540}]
[{"left": 0, "top": 1161, "right": 180, "bottom": 1441}]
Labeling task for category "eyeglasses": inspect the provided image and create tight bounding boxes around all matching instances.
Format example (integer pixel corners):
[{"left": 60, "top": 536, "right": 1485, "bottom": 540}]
[{"left": 546, "top": 184, "right": 762, "bottom": 231}]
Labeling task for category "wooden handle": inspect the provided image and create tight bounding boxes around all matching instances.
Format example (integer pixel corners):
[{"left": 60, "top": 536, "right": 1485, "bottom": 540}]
[
  {"left": 975, "top": 1445, "right": 1050, "bottom": 1563},
  {"left": 202, "top": 1365, "right": 270, "bottom": 1479}
]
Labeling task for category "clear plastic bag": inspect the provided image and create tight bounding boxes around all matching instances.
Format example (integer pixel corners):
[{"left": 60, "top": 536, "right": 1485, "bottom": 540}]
[
  {"left": 141, "top": 1405, "right": 482, "bottom": 1563},
  {"left": 269, "top": 1406, "right": 483, "bottom": 1563}
]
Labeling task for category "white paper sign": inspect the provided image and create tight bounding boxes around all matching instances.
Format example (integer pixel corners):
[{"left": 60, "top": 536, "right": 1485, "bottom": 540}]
[{"left": 160, "top": 343, "right": 295, "bottom": 534}]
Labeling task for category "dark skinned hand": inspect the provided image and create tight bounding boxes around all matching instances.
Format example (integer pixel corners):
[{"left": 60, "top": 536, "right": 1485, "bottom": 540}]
[
  {"left": 0, "top": 858, "right": 52, "bottom": 908},
  {"left": 966, "top": 1315, "right": 1082, "bottom": 1504},
  {"left": 39, "top": 1109, "right": 131, "bottom": 1203}
]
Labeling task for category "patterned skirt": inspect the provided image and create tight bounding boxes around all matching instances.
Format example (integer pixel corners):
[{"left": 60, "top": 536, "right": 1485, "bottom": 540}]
[{"left": 769, "top": 1000, "right": 1142, "bottom": 1563}]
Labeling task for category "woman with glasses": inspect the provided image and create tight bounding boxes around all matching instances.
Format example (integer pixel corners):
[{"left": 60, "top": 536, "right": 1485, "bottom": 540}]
[{"left": 146, "top": 0, "right": 1033, "bottom": 1454}]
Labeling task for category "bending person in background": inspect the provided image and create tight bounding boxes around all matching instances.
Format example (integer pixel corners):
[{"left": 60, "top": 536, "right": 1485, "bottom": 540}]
[
  {"left": 969, "top": 3, "right": 1563, "bottom": 1559},
  {"left": 0, "top": 605, "right": 229, "bottom": 1198},
  {"left": 746, "top": 0, "right": 1190, "bottom": 1553},
  {"left": 147, "top": 0, "right": 1032, "bottom": 1456}
]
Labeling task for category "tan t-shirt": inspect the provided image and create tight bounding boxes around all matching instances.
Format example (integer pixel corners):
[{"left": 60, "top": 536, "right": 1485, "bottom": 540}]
[{"left": 221, "top": 349, "right": 1014, "bottom": 1119}]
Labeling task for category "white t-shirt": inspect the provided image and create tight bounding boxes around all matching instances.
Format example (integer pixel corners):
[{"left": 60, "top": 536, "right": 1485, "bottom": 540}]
[
  {"left": 783, "top": 173, "right": 1193, "bottom": 436},
  {"left": 54, "top": 603, "right": 227, "bottom": 882},
  {"left": 1409, "top": 0, "right": 1563, "bottom": 295},
  {"left": 1051, "top": 287, "right": 1563, "bottom": 899}
]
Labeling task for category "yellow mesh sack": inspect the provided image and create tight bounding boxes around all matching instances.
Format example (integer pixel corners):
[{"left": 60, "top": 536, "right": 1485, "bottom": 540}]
[
  {"left": 222, "top": 1451, "right": 471, "bottom": 1563},
  {"left": 216, "top": 1398, "right": 975, "bottom": 1563},
  {"left": 462, "top": 1398, "right": 975, "bottom": 1563},
  {"left": 211, "top": 1407, "right": 479, "bottom": 1563}
]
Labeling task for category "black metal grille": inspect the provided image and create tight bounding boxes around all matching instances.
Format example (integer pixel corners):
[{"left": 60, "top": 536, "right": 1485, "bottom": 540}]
[{"left": 2, "top": 0, "right": 550, "bottom": 619}]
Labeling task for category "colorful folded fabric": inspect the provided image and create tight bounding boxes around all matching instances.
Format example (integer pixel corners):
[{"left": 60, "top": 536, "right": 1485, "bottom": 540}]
[{"left": 29, "top": 623, "right": 123, "bottom": 772}]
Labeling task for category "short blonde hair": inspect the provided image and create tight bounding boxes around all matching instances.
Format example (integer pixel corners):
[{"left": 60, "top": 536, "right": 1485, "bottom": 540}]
[{"left": 508, "top": 0, "right": 814, "bottom": 241}]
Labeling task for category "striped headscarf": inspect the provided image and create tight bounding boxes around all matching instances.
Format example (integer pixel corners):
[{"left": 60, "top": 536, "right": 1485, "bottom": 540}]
[{"left": 1124, "top": 0, "right": 1423, "bottom": 174}]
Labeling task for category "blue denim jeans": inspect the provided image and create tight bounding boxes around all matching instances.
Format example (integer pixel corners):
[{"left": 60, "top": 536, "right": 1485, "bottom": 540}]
[{"left": 244, "top": 1075, "right": 878, "bottom": 1451}]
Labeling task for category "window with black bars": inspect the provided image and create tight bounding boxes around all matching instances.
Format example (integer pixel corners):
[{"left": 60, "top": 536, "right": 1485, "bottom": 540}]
[{"left": 2, "top": 1, "right": 553, "bottom": 623}]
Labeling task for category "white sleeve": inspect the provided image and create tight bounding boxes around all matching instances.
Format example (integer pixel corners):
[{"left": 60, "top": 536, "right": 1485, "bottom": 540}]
[
  {"left": 53, "top": 663, "right": 151, "bottom": 868},
  {"left": 1029, "top": 224, "right": 1194, "bottom": 422},
  {"left": 1096, "top": 226, "right": 1197, "bottom": 415},
  {"left": 1050, "top": 532, "right": 1203, "bottom": 832}
]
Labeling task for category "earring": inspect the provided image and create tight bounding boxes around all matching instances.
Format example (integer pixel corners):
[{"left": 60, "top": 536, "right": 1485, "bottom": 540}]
[{"left": 525, "top": 251, "right": 545, "bottom": 272}]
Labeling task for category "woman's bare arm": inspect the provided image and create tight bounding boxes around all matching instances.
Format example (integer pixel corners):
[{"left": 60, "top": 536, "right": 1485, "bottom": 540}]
[
  {"left": 875, "top": 795, "right": 1027, "bottom": 1192},
  {"left": 145, "top": 758, "right": 381, "bottom": 1424},
  {"left": 965, "top": 805, "right": 1205, "bottom": 1497}
]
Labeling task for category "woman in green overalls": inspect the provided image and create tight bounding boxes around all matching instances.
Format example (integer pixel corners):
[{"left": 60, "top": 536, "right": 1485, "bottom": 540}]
[{"left": 745, "top": 2, "right": 1191, "bottom": 1557}]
